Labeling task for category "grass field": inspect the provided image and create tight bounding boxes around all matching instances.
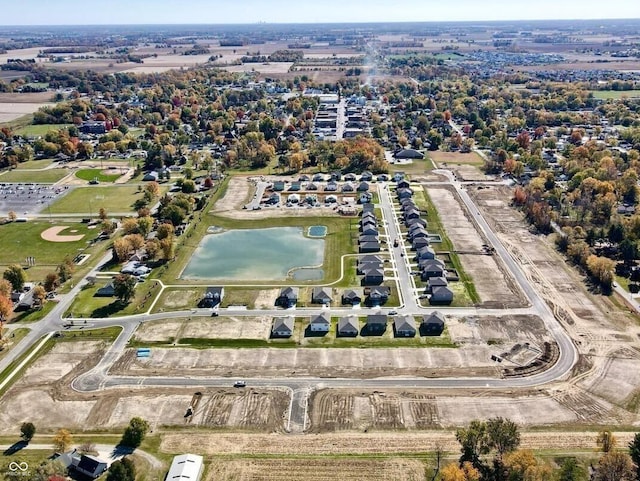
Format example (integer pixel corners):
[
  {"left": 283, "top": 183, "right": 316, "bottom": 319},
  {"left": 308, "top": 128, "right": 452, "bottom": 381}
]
[
  {"left": 75, "top": 168, "right": 122, "bottom": 183},
  {"left": 0, "top": 221, "right": 96, "bottom": 270},
  {"left": 0, "top": 168, "right": 69, "bottom": 183},
  {"left": 13, "top": 159, "right": 54, "bottom": 170},
  {"left": 0, "top": 328, "right": 29, "bottom": 361},
  {"left": 14, "top": 123, "right": 73, "bottom": 137},
  {"left": 428, "top": 151, "right": 484, "bottom": 167},
  {"left": 591, "top": 89, "right": 640, "bottom": 100},
  {"left": 48, "top": 185, "right": 169, "bottom": 214}
]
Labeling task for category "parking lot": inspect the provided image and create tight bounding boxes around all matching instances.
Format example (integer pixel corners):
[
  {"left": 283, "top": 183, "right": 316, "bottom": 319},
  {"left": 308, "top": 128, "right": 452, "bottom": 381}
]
[{"left": 0, "top": 183, "right": 69, "bottom": 217}]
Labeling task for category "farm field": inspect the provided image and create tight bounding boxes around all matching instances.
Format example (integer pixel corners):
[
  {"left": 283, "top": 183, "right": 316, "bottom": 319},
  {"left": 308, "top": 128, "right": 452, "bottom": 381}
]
[
  {"left": 590, "top": 89, "right": 640, "bottom": 99},
  {"left": 427, "top": 151, "right": 485, "bottom": 166},
  {"left": 48, "top": 185, "right": 169, "bottom": 214},
  {"left": 0, "top": 91, "right": 54, "bottom": 124},
  {"left": 0, "top": 168, "right": 69, "bottom": 184}
]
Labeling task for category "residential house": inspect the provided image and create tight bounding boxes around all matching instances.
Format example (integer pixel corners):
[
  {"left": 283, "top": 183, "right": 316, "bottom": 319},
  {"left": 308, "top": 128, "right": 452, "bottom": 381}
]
[
  {"left": 409, "top": 226, "right": 429, "bottom": 241},
  {"left": 421, "top": 311, "right": 445, "bottom": 336},
  {"left": 276, "top": 287, "right": 299, "bottom": 308},
  {"left": 95, "top": 281, "right": 116, "bottom": 297},
  {"left": 265, "top": 192, "right": 280, "bottom": 205},
  {"left": 199, "top": 287, "right": 224, "bottom": 308},
  {"left": 325, "top": 181, "right": 338, "bottom": 191},
  {"left": 393, "top": 172, "right": 405, "bottom": 182},
  {"left": 377, "top": 174, "right": 389, "bottom": 182},
  {"left": 360, "top": 171, "right": 373, "bottom": 181},
  {"left": 397, "top": 187, "right": 413, "bottom": 200},
  {"left": 298, "top": 174, "right": 310, "bottom": 182},
  {"left": 325, "top": 194, "right": 338, "bottom": 203},
  {"left": 359, "top": 192, "right": 373, "bottom": 204},
  {"left": 359, "top": 241, "right": 381, "bottom": 253},
  {"left": 272, "top": 316, "right": 295, "bottom": 337},
  {"left": 74, "top": 455, "right": 108, "bottom": 479},
  {"left": 342, "top": 289, "right": 363, "bottom": 305},
  {"left": 427, "top": 276, "right": 449, "bottom": 293},
  {"left": 342, "top": 182, "right": 355, "bottom": 192},
  {"left": 357, "top": 182, "right": 370, "bottom": 192},
  {"left": 430, "top": 286, "right": 454, "bottom": 305},
  {"left": 312, "top": 287, "right": 332, "bottom": 305},
  {"left": 312, "top": 173, "right": 325, "bottom": 182},
  {"left": 361, "top": 203, "right": 375, "bottom": 214},
  {"left": 421, "top": 262, "right": 447, "bottom": 281},
  {"left": 367, "top": 286, "right": 390, "bottom": 306},
  {"left": 166, "top": 454, "right": 204, "bottom": 481},
  {"left": 344, "top": 173, "right": 357, "bottom": 181},
  {"left": 406, "top": 217, "right": 427, "bottom": 228},
  {"left": 272, "top": 181, "right": 286, "bottom": 192},
  {"left": 289, "top": 181, "right": 301, "bottom": 191},
  {"left": 404, "top": 207, "right": 421, "bottom": 221},
  {"left": 394, "top": 148, "right": 424, "bottom": 160},
  {"left": 338, "top": 315, "right": 359, "bottom": 337},
  {"left": 364, "top": 314, "right": 388, "bottom": 335},
  {"left": 309, "top": 313, "right": 331, "bottom": 333},
  {"left": 307, "top": 182, "right": 318, "bottom": 190},
  {"left": 394, "top": 315, "right": 417, "bottom": 337},
  {"left": 397, "top": 179, "right": 411, "bottom": 189},
  {"left": 412, "top": 237, "right": 430, "bottom": 250},
  {"left": 415, "top": 246, "right": 436, "bottom": 261},
  {"left": 362, "top": 266, "right": 384, "bottom": 285},
  {"left": 142, "top": 171, "right": 159, "bottom": 182},
  {"left": 358, "top": 234, "right": 379, "bottom": 245}
]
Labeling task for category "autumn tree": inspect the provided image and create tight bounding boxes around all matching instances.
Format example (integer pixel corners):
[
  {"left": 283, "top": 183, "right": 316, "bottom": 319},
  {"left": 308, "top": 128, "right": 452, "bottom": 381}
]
[
  {"left": 592, "top": 452, "right": 635, "bottom": 481},
  {"left": 160, "top": 238, "right": 175, "bottom": 261},
  {"left": 56, "top": 257, "right": 75, "bottom": 282},
  {"left": 440, "top": 462, "right": 480, "bottom": 481},
  {"left": 122, "top": 217, "right": 139, "bottom": 235},
  {"left": 125, "top": 234, "right": 145, "bottom": 252},
  {"left": 113, "top": 237, "right": 132, "bottom": 262},
  {"left": 136, "top": 216, "right": 154, "bottom": 238},
  {"left": 32, "top": 285, "right": 46, "bottom": 307},
  {"left": 44, "top": 273, "right": 60, "bottom": 292},
  {"left": 8, "top": 211, "right": 16, "bottom": 222},
  {"left": 156, "top": 223, "right": 174, "bottom": 240},
  {"left": 3, "top": 264, "right": 26, "bottom": 291},
  {"left": 98, "top": 207, "right": 108, "bottom": 220},
  {"left": 0, "top": 279, "right": 11, "bottom": 298},
  {"left": 52, "top": 428, "right": 73, "bottom": 452},
  {"left": 113, "top": 274, "right": 137, "bottom": 304}
]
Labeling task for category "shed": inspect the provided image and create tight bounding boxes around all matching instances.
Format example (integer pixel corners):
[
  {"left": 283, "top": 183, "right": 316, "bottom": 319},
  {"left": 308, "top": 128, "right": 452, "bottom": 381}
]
[
  {"left": 166, "top": 453, "right": 204, "bottom": 481},
  {"left": 338, "top": 316, "right": 359, "bottom": 337}
]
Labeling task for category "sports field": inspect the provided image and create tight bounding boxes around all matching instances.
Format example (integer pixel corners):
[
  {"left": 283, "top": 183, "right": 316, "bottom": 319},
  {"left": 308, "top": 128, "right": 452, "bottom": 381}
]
[
  {"left": 48, "top": 185, "right": 169, "bottom": 214},
  {"left": 0, "top": 168, "right": 69, "bottom": 183}
]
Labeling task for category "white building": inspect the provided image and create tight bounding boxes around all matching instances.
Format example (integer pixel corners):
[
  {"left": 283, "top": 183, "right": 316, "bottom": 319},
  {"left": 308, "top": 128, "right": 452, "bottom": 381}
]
[{"left": 166, "top": 453, "right": 204, "bottom": 481}]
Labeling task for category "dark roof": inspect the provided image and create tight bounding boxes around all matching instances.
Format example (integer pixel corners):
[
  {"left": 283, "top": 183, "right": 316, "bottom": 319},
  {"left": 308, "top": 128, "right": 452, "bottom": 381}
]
[
  {"left": 272, "top": 316, "right": 294, "bottom": 333},
  {"left": 395, "top": 149, "right": 424, "bottom": 159},
  {"left": 338, "top": 316, "right": 359, "bottom": 332},
  {"left": 369, "top": 286, "right": 390, "bottom": 297},
  {"left": 394, "top": 315, "right": 416, "bottom": 332},
  {"left": 366, "top": 314, "right": 387, "bottom": 325},
  {"left": 76, "top": 455, "right": 106, "bottom": 475},
  {"left": 279, "top": 287, "right": 299, "bottom": 299},
  {"left": 312, "top": 287, "right": 332, "bottom": 302},
  {"left": 311, "top": 313, "right": 331, "bottom": 325},
  {"left": 342, "top": 289, "right": 363, "bottom": 300},
  {"left": 422, "top": 311, "right": 446, "bottom": 326},
  {"left": 205, "top": 286, "right": 224, "bottom": 299}
]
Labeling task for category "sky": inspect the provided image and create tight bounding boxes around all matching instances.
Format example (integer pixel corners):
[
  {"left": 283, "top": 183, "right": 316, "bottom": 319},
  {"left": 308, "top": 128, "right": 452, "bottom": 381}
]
[{"left": 2, "top": 0, "right": 640, "bottom": 25}]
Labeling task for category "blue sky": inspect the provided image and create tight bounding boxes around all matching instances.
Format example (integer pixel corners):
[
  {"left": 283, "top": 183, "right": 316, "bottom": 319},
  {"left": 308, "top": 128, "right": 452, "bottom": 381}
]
[{"left": 2, "top": 0, "right": 640, "bottom": 25}]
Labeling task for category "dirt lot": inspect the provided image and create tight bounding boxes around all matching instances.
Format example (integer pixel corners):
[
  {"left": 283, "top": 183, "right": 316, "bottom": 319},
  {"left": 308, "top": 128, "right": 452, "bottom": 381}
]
[
  {"left": 0, "top": 95, "right": 54, "bottom": 123},
  {"left": 425, "top": 185, "right": 525, "bottom": 308},
  {"left": 133, "top": 316, "right": 273, "bottom": 343},
  {"left": 205, "top": 458, "right": 426, "bottom": 481},
  {"left": 308, "top": 389, "right": 579, "bottom": 432},
  {"left": 161, "top": 430, "right": 640, "bottom": 456},
  {"left": 0, "top": 341, "right": 289, "bottom": 434}
]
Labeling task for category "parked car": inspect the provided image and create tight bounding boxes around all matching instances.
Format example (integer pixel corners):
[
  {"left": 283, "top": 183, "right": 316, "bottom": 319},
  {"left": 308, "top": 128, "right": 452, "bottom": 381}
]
[{"left": 233, "top": 380, "right": 246, "bottom": 388}]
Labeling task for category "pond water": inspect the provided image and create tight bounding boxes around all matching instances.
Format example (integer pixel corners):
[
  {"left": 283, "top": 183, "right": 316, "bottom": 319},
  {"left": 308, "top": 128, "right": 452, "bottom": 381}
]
[
  {"left": 181, "top": 227, "right": 324, "bottom": 280},
  {"left": 291, "top": 268, "right": 324, "bottom": 281},
  {"left": 308, "top": 225, "right": 327, "bottom": 237}
]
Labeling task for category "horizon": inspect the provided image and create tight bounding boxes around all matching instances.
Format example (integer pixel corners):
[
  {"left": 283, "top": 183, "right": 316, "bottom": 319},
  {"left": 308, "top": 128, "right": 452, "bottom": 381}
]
[{"left": 1, "top": 0, "right": 640, "bottom": 27}]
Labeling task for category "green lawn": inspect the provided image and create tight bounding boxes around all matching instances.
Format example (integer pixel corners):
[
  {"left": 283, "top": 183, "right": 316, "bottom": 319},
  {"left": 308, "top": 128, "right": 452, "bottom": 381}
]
[
  {"left": 0, "top": 328, "right": 30, "bottom": 361},
  {"left": 591, "top": 90, "right": 640, "bottom": 100},
  {"left": 15, "top": 123, "right": 73, "bottom": 137},
  {"left": 48, "top": 185, "right": 169, "bottom": 214},
  {"left": 14, "top": 159, "right": 54, "bottom": 170},
  {"left": 75, "top": 168, "right": 123, "bottom": 183},
  {"left": 0, "top": 221, "right": 97, "bottom": 270},
  {"left": 0, "top": 168, "right": 69, "bottom": 183}
]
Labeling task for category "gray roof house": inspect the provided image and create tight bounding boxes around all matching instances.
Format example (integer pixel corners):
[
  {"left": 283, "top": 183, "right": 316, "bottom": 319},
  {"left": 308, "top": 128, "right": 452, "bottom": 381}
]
[
  {"left": 427, "top": 276, "right": 449, "bottom": 293},
  {"left": 412, "top": 237, "right": 431, "bottom": 250},
  {"left": 362, "top": 267, "right": 384, "bottom": 285},
  {"left": 307, "top": 182, "right": 319, "bottom": 190},
  {"left": 342, "top": 182, "right": 355, "bottom": 192},
  {"left": 325, "top": 181, "right": 338, "bottom": 192},
  {"left": 421, "top": 263, "right": 447, "bottom": 281},
  {"left": 361, "top": 203, "right": 375, "bottom": 214},
  {"left": 395, "top": 148, "right": 424, "bottom": 159},
  {"left": 360, "top": 171, "right": 373, "bottom": 181},
  {"left": 75, "top": 454, "right": 108, "bottom": 479},
  {"left": 276, "top": 287, "right": 299, "bottom": 308},
  {"left": 338, "top": 315, "right": 359, "bottom": 336},
  {"left": 309, "top": 313, "right": 331, "bottom": 333},
  {"left": 199, "top": 286, "right": 224, "bottom": 308},
  {"left": 357, "top": 260, "right": 383, "bottom": 275},
  {"left": 367, "top": 286, "right": 390, "bottom": 306},
  {"left": 272, "top": 316, "right": 295, "bottom": 338},
  {"left": 406, "top": 217, "right": 427, "bottom": 228},
  {"left": 397, "top": 179, "right": 411, "bottom": 189},
  {"left": 404, "top": 207, "right": 421, "bottom": 220},
  {"left": 415, "top": 246, "right": 436, "bottom": 260},
  {"left": 364, "top": 314, "right": 388, "bottom": 335},
  {"left": 397, "top": 187, "right": 414, "bottom": 199},
  {"left": 421, "top": 311, "right": 446, "bottom": 336},
  {"left": 430, "top": 286, "right": 454, "bottom": 305},
  {"left": 360, "top": 226, "right": 379, "bottom": 237},
  {"left": 359, "top": 234, "right": 379, "bottom": 244},
  {"left": 394, "top": 315, "right": 417, "bottom": 337},
  {"left": 357, "top": 182, "right": 370, "bottom": 192},
  {"left": 95, "top": 281, "right": 116, "bottom": 297},
  {"left": 359, "top": 242, "right": 381, "bottom": 254},
  {"left": 312, "top": 287, "right": 333, "bottom": 305},
  {"left": 342, "top": 288, "right": 363, "bottom": 305}
]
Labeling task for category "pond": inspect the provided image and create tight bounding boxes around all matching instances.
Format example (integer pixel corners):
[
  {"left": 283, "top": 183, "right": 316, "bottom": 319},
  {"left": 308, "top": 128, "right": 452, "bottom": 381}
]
[
  {"left": 181, "top": 227, "right": 325, "bottom": 281},
  {"left": 308, "top": 225, "right": 327, "bottom": 237}
]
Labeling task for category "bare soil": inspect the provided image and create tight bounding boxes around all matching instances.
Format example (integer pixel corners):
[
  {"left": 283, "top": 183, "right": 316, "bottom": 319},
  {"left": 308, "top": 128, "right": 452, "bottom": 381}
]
[{"left": 425, "top": 185, "right": 525, "bottom": 308}]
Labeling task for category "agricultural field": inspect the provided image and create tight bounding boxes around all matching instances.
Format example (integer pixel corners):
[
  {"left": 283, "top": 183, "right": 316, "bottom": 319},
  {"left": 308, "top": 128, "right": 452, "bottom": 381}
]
[
  {"left": 48, "top": 185, "right": 169, "bottom": 214},
  {"left": 590, "top": 89, "right": 640, "bottom": 99},
  {"left": 0, "top": 91, "right": 55, "bottom": 124}
]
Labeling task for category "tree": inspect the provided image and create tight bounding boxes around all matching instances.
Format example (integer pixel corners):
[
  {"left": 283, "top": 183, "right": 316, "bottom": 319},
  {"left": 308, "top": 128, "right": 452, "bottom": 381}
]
[
  {"left": 629, "top": 433, "right": 640, "bottom": 481},
  {"left": 456, "top": 419, "right": 489, "bottom": 467},
  {"left": 98, "top": 207, "right": 108, "bottom": 220},
  {"left": 156, "top": 223, "right": 174, "bottom": 240},
  {"left": 78, "top": 441, "right": 96, "bottom": 455},
  {"left": 592, "top": 452, "right": 635, "bottom": 481},
  {"left": 113, "top": 237, "right": 132, "bottom": 262},
  {"left": 44, "top": 273, "right": 60, "bottom": 292},
  {"left": 56, "top": 258, "right": 75, "bottom": 282},
  {"left": 0, "top": 279, "right": 11, "bottom": 298},
  {"left": 0, "top": 294, "right": 10, "bottom": 341},
  {"left": 136, "top": 216, "right": 154, "bottom": 238},
  {"left": 107, "top": 457, "right": 136, "bottom": 481},
  {"left": 160, "top": 238, "right": 175, "bottom": 261},
  {"left": 120, "top": 417, "right": 150, "bottom": 448},
  {"left": 3, "top": 264, "right": 27, "bottom": 291},
  {"left": 181, "top": 179, "right": 196, "bottom": 193},
  {"left": 8, "top": 211, "right": 16, "bottom": 222},
  {"left": 20, "top": 422, "right": 36, "bottom": 442},
  {"left": 557, "top": 458, "right": 588, "bottom": 481},
  {"left": 597, "top": 430, "right": 616, "bottom": 453},
  {"left": 145, "top": 181, "right": 161, "bottom": 199},
  {"left": 122, "top": 217, "right": 139, "bottom": 235},
  {"left": 486, "top": 417, "right": 520, "bottom": 459},
  {"left": 113, "top": 274, "right": 137, "bottom": 304},
  {"left": 29, "top": 459, "right": 66, "bottom": 481},
  {"left": 52, "top": 428, "right": 73, "bottom": 452},
  {"left": 125, "top": 234, "right": 145, "bottom": 252},
  {"left": 32, "top": 285, "right": 46, "bottom": 307}
]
